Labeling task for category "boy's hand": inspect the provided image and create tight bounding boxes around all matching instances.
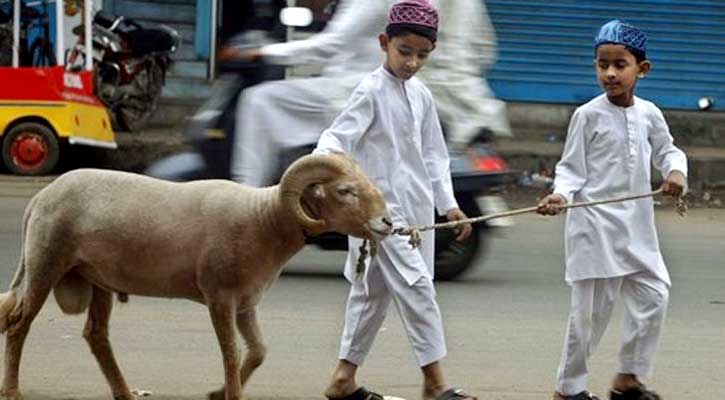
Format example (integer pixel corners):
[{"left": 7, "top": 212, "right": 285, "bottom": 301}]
[
  {"left": 537, "top": 194, "right": 567, "bottom": 216},
  {"left": 661, "top": 170, "right": 686, "bottom": 198},
  {"left": 446, "top": 208, "right": 472, "bottom": 242}
]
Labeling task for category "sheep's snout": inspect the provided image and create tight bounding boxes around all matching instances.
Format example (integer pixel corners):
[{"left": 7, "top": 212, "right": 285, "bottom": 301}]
[{"left": 366, "top": 215, "right": 393, "bottom": 240}]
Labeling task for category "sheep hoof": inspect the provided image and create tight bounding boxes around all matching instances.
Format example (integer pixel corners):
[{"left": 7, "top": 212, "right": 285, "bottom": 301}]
[
  {"left": 0, "top": 387, "right": 23, "bottom": 400},
  {"left": 207, "top": 388, "right": 242, "bottom": 400}
]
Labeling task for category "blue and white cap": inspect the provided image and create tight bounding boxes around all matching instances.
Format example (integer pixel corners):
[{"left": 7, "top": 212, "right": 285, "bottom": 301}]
[{"left": 594, "top": 20, "right": 647, "bottom": 58}]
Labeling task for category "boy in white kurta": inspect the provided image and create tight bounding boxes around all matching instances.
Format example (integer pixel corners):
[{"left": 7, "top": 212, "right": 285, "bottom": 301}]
[
  {"left": 313, "top": 2, "right": 475, "bottom": 400},
  {"left": 538, "top": 20, "right": 687, "bottom": 400}
]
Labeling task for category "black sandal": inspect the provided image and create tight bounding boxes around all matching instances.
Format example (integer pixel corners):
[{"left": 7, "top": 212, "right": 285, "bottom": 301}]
[
  {"left": 326, "top": 386, "right": 385, "bottom": 400},
  {"left": 610, "top": 384, "right": 661, "bottom": 400},
  {"left": 436, "top": 388, "right": 477, "bottom": 400}
]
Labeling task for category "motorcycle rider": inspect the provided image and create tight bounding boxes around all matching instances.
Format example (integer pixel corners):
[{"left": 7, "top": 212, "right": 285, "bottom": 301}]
[{"left": 221, "top": 0, "right": 511, "bottom": 187}]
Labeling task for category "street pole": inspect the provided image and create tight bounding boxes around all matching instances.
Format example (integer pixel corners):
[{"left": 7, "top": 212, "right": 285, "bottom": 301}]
[
  {"left": 12, "top": 0, "right": 19, "bottom": 67},
  {"left": 208, "top": 0, "right": 217, "bottom": 80},
  {"left": 55, "top": 0, "right": 63, "bottom": 65},
  {"left": 84, "top": 0, "right": 92, "bottom": 70}
]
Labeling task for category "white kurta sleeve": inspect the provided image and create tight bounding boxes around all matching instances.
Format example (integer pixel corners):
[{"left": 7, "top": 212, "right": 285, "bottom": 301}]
[
  {"left": 554, "top": 108, "right": 589, "bottom": 204},
  {"left": 260, "top": 2, "right": 382, "bottom": 66},
  {"left": 314, "top": 89, "right": 374, "bottom": 154},
  {"left": 649, "top": 107, "right": 688, "bottom": 181},
  {"left": 421, "top": 94, "right": 459, "bottom": 215}
]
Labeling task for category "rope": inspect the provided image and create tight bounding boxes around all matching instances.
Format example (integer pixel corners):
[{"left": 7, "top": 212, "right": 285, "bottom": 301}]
[
  {"left": 392, "top": 188, "right": 687, "bottom": 249},
  {"left": 356, "top": 239, "right": 377, "bottom": 275},
  {"left": 354, "top": 189, "right": 686, "bottom": 276}
]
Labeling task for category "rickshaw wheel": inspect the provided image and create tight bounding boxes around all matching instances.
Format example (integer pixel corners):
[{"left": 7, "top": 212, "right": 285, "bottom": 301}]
[{"left": 2, "top": 122, "right": 60, "bottom": 175}]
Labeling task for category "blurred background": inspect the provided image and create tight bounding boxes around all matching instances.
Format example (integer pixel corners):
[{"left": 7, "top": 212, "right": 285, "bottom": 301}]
[{"left": 1, "top": 0, "right": 723, "bottom": 193}]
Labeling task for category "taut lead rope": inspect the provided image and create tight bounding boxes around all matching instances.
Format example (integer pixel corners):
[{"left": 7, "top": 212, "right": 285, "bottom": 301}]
[
  {"left": 357, "top": 189, "right": 686, "bottom": 275},
  {"left": 393, "top": 188, "right": 687, "bottom": 249}
]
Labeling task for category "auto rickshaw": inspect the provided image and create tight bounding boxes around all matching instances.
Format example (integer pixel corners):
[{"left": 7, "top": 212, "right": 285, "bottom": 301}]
[{"left": 0, "top": 0, "right": 115, "bottom": 175}]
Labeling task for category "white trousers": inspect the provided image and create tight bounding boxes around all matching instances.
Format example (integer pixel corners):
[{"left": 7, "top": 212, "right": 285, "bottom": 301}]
[
  {"left": 339, "top": 249, "right": 446, "bottom": 367},
  {"left": 556, "top": 272, "right": 670, "bottom": 396}
]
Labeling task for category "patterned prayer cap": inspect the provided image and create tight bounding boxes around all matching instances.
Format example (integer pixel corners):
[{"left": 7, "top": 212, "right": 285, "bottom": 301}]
[
  {"left": 388, "top": 0, "right": 439, "bottom": 31},
  {"left": 594, "top": 20, "right": 647, "bottom": 56}
]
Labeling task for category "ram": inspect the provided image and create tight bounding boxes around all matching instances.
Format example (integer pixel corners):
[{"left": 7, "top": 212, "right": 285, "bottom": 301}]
[{"left": 0, "top": 153, "right": 391, "bottom": 400}]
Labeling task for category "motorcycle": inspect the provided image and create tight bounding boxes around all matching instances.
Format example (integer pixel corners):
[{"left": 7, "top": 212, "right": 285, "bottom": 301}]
[
  {"left": 146, "top": 54, "right": 517, "bottom": 281},
  {"left": 66, "top": 11, "right": 180, "bottom": 132}
]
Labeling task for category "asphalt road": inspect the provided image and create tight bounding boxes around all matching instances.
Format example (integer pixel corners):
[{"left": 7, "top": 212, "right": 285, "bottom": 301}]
[{"left": 0, "top": 176, "right": 723, "bottom": 400}]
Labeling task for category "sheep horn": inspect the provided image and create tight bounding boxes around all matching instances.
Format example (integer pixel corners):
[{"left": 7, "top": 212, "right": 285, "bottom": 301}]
[{"left": 279, "top": 153, "right": 352, "bottom": 232}]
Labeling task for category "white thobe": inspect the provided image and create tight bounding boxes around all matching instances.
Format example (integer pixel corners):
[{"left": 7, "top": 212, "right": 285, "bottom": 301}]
[
  {"left": 553, "top": 94, "right": 688, "bottom": 285},
  {"left": 315, "top": 66, "right": 458, "bottom": 285},
  {"left": 231, "top": 0, "right": 510, "bottom": 186},
  {"left": 553, "top": 94, "right": 687, "bottom": 395},
  {"left": 315, "top": 66, "right": 458, "bottom": 366}
]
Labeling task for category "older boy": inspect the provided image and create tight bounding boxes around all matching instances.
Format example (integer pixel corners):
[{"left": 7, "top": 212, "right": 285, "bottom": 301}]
[{"left": 538, "top": 20, "right": 687, "bottom": 400}]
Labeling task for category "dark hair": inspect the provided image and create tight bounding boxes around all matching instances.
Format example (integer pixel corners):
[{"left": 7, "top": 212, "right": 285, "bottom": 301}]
[
  {"left": 385, "top": 23, "right": 437, "bottom": 43},
  {"left": 627, "top": 47, "right": 647, "bottom": 63},
  {"left": 595, "top": 43, "right": 647, "bottom": 63}
]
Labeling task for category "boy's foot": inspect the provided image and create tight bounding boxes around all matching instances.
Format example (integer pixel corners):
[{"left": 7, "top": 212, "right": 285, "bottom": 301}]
[
  {"left": 326, "top": 386, "right": 385, "bottom": 400},
  {"left": 553, "top": 391, "right": 601, "bottom": 400},
  {"left": 610, "top": 384, "right": 661, "bottom": 400}
]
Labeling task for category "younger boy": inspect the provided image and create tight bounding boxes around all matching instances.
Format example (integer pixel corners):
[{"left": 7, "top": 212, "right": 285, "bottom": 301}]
[
  {"left": 538, "top": 20, "right": 687, "bottom": 400},
  {"left": 314, "top": 1, "right": 475, "bottom": 400}
]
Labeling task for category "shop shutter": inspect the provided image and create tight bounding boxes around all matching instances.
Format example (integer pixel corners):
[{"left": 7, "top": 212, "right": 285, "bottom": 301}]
[{"left": 485, "top": 0, "right": 725, "bottom": 110}]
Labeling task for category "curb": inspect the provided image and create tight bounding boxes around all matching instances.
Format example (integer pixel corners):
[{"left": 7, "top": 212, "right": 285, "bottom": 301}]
[{"left": 75, "top": 131, "right": 725, "bottom": 205}]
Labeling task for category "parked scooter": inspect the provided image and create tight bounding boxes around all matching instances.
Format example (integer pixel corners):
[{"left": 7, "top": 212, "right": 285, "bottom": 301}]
[{"left": 66, "top": 11, "right": 179, "bottom": 132}]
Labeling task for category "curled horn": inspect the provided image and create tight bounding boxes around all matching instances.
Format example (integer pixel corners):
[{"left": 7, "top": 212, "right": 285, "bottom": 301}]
[{"left": 279, "top": 153, "right": 353, "bottom": 232}]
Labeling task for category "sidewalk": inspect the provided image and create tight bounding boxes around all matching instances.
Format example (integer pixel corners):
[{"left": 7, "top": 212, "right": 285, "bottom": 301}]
[
  {"left": 2, "top": 127, "right": 723, "bottom": 208},
  {"left": 106, "top": 129, "right": 725, "bottom": 185},
  {"left": 489, "top": 138, "right": 725, "bottom": 190},
  {"left": 80, "top": 127, "right": 723, "bottom": 209}
]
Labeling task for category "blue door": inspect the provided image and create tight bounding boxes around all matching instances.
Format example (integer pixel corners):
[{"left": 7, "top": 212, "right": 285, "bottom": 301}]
[{"left": 486, "top": 0, "right": 725, "bottom": 110}]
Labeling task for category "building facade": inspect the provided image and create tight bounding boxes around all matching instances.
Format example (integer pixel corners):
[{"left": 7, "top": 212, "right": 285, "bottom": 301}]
[{"left": 99, "top": 0, "right": 724, "bottom": 111}]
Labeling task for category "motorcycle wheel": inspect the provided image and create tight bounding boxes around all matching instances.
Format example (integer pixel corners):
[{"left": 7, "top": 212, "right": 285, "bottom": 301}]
[
  {"left": 1, "top": 122, "right": 60, "bottom": 175},
  {"left": 433, "top": 194, "right": 487, "bottom": 281},
  {"left": 434, "top": 223, "right": 485, "bottom": 281},
  {"left": 119, "top": 60, "right": 164, "bottom": 132}
]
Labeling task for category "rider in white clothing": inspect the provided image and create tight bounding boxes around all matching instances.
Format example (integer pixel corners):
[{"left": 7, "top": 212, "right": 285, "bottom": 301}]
[{"left": 225, "top": 0, "right": 510, "bottom": 187}]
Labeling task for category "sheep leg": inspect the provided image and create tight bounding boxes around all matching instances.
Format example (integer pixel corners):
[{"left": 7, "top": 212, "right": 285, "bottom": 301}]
[
  {"left": 1, "top": 282, "right": 52, "bottom": 400},
  {"left": 208, "top": 300, "right": 242, "bottom": 400},
  {"left": 82, "top": 286, "right": 135, "bottom": 400},
  {"left": 236, "top": 308, "right": 267, "bottom": 389}
]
